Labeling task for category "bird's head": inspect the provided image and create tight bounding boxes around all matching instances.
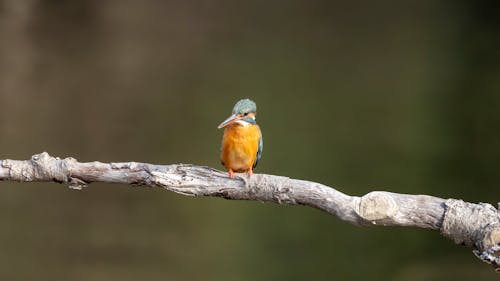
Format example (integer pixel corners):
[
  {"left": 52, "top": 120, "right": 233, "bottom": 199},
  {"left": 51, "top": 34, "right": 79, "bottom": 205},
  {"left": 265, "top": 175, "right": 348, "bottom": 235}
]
[{"left": 217, "top": 99, "right": 257, "bottom": 129}]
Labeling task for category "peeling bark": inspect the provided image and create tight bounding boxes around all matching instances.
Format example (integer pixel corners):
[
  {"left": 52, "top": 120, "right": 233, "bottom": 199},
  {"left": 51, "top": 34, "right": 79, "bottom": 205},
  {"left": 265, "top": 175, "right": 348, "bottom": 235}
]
[{"left": 1, "top": 152, "right": 499, "bottom": 271}]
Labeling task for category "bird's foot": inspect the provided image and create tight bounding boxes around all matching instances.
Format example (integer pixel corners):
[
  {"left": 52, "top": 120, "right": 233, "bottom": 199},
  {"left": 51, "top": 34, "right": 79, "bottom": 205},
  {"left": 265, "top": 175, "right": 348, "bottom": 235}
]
[
  {"left": 247, "top": 168, "right": 253, "bottom": 177},
  {"left": 229, "top": 169, "right": 235, "bottom": 179}
]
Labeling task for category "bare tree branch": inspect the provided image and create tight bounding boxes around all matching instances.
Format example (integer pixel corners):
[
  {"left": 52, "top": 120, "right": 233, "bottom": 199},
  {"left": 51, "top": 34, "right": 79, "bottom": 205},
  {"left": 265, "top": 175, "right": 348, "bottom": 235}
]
[{"left": 1, "top": 152, "right": 499, "bottom": 271}]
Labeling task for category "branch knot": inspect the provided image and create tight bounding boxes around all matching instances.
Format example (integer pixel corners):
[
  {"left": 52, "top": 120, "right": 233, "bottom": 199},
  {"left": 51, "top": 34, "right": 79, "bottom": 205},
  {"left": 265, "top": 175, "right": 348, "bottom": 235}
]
[
  {"left": 441, "top": 199, "right": 500, "bottom": 261},
  {"left": 31, "top": 152, "right": 69, "bottom": 183},
  {"left": 1, "top": 152, "right": 499, "bottom": 271},
  {"left": 358, "top": 192, "right": 398, "bottom": 224}
]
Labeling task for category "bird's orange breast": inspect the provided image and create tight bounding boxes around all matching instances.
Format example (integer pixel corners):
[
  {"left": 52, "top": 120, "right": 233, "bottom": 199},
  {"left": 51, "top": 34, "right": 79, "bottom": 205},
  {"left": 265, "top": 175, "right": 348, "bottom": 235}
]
[{"left": 221, "top": 124, "right": 261, "bottom": 172}]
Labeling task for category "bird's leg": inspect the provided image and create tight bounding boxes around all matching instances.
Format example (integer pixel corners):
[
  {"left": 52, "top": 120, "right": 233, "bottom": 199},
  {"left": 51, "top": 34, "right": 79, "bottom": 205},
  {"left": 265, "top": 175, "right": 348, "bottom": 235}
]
[
  {"left": 247, "top": 168, "right": 253, "bottom": 177},
  {"left": 229, "top": 169, "right": 235, "bottom": 178}
]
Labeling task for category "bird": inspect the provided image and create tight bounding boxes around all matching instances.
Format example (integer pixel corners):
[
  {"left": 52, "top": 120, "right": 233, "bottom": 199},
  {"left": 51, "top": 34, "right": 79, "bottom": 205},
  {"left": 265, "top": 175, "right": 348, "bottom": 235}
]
[{"left": 217, "top": 99, "right": 263, "bottom": 178}]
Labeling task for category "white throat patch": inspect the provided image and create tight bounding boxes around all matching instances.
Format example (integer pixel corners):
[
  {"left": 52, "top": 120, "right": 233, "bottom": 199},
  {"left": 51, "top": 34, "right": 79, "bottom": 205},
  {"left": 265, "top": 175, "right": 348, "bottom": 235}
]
[{"left": 236, "top": 120, "right": 251, "bottom": 127}]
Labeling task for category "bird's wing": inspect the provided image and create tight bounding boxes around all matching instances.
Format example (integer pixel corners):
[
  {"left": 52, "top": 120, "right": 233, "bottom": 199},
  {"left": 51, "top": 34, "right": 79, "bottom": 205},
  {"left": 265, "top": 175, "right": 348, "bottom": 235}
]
[{"left": 253, "top": 127, "right": 263, "bottom": 169}]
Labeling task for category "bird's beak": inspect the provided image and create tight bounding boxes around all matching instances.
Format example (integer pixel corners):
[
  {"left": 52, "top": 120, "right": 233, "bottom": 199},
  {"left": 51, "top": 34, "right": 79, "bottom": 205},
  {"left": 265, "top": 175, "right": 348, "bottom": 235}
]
[{"left": 217, "top": 114, "right": 240, "bottom": 129}]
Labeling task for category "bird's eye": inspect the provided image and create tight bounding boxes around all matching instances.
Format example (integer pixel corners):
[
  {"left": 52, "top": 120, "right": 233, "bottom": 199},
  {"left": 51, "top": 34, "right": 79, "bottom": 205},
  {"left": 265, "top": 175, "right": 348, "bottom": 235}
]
[{"left": 243, "top": 112, "right": 248, "bottom": 116}]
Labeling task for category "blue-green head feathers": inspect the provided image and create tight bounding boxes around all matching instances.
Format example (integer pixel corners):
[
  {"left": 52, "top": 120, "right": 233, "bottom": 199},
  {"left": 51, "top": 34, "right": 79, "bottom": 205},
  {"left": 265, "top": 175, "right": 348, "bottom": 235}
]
[{"left": 232, "top": 99, "right": 257, "bottom": 116}]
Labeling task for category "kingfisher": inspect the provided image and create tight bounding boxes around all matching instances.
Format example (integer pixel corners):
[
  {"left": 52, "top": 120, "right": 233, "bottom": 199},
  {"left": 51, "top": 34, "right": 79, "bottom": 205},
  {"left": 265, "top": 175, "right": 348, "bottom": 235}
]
[{"left": 217, "top": 99, "right": 263, "bottom": 178}]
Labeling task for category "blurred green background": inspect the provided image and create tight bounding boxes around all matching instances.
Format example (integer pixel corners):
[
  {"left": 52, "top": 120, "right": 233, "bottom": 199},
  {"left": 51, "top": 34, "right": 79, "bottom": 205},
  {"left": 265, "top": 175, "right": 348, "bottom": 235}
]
[{"left": 1, "top": 0, "right": 499, "bottom": 280}]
